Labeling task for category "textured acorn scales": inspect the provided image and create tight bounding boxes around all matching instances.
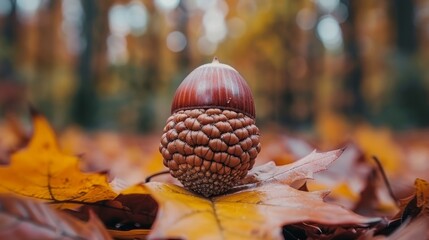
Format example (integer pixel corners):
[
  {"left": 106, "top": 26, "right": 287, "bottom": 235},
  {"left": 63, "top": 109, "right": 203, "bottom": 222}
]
[{"left": 159, "top": 108, "right": 261, "bottom": 197}]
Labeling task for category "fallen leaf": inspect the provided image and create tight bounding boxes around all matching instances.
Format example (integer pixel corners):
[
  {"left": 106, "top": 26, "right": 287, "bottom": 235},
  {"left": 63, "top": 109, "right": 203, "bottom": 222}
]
[
  {"left": 62, "top": 184, "right": 157, "bottom": 235},
  {"left": 305, "top": 145, "right": 369, "bottom": 208},
  {"left": 354, "top": 168, "right": 383, "bottom": 216},
  {"left": 67, "top": 193, "right": 158, "bottom": 231},
  {"left": 145, "top": 149, "right": 379, "bottom": 240},
  {"left": 399, "top": 178, "right": 429, "bottom": 221},
  {"left": 0, "top": 112, "right": 117, "bottom": 206},
  {"left": 146, "top": 182, "right": 378, "bottom": 240},
  {"left": 283, "top": 222, "right": 370, "bottom": 239},
  {"left": 372, "top": 178, "right": 429, "bottom": 237},
  {"left": 0, "top": 114, "right": 28, "bottom": 165},
  {"left": 354, "top": 125, "right": 402, "bottom": 175},
  {"left": 415, "top": 178, "right": 429, "bottom": 211},
  {"left": 239, "top": 148, "right": 345, "bottom": 187},
  {"left": 253, "top": 133, "right": 308, "bottom": 166},
  {"left": 0, "top": 193, "right": 111, "bottom": 240},
  {"left": 59, "top": 127, "right": 171, "bottom": 190}
]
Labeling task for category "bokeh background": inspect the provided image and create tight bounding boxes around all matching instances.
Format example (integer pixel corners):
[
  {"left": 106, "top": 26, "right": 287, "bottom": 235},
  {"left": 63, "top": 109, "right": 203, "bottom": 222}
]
[{"left": 0, "top": 0, "right": 429, "bottom": 133}]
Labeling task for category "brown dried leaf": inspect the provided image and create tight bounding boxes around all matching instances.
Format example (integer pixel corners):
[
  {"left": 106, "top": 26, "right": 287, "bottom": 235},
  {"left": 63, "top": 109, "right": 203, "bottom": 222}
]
[
  {"left": 397, "top": 178, "right": 429, "bottom": 222},
  {"left": 68, "top": 193, "right": 158, "bottom": 231},
  {"left": 373, "top": 178, "right": 429, "bottom": 237},
  {"left": 239, "top": 148, "right": 344, "bottom": 187},
  {"left": 0, "top": 194, "right": 111, "bottom": 239}
]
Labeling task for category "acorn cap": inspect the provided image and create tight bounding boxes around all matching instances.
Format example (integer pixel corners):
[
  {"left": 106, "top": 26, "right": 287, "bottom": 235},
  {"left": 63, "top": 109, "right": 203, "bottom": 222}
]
[{"left": 171, "top": 58, "right": 256, "bottom": 119}]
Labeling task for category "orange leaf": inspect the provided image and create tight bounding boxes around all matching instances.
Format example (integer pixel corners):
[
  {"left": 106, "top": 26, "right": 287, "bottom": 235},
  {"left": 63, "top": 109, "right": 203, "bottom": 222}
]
[
  {"left": 144, "top": 149, "right": 379, "bottom": 240},
  {"left": 0, "top": 194, "right": 111, "bottom": 239},
  {"left": 394, "top": 178, "right": 429, "bottom": 224},
  {"left": 354, "top": 125, "right": 401, "bottom": 174},
  {"left": 0, "top": 113, "right": 117, "bottom": 206},
  {"left": 415, "top": 178, "right": 429, "bottom": 211}
]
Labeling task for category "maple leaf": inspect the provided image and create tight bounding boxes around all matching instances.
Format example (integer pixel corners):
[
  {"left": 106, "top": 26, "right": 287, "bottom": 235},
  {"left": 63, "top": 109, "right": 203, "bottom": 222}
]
[
  {"left": 0, "top": 112, "right": 117, "bottom": 206},
  {"left": 239, "top": 149, "right": 345, "bottom": 186},
  {"left": 144, "top": 149, "right": 380, "bottom": 240},
  {"left": 0, "top": 194, "right": 111, "bottom": 240}
]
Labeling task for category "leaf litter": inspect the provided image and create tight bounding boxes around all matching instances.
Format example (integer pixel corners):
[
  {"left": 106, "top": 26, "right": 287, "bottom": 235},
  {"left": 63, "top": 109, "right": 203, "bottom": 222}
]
[{"left": 0, "top": 111, "right": 428, "bottom": 239}]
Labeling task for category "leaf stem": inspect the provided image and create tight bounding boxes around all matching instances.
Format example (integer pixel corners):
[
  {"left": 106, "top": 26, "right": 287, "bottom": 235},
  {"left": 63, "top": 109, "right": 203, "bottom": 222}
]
[
  {"left": 145, "top": 170, "right": 170, "bottom": 183},
  {"left": 372, "top": 156, "right": 399, "bottom": 205}
]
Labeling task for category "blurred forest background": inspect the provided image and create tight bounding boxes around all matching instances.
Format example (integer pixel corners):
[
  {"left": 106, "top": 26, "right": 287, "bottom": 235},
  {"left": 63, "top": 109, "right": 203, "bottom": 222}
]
[{"left": 1, "top": 0, "right": 429, "bottom": 133}]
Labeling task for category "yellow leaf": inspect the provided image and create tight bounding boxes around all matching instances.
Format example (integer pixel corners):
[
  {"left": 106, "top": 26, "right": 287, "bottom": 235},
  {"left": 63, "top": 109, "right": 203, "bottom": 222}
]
[
  {"left": 120, "top": 184, "right": 150, "bottom": 195},
  {"left": 307, "top": 181, "right": 359, "bottom": 203},
  {"left": 0, "top": 113, "right": 117, "bottom": 206},
  {"left": 143, "top": 150, "right": 167, "bottom": 176},
  {"left": 144, "top": 149, "right": 379, "bottom": 240},
  {"left": 145, "top": 182, "right": 378, "bottom": 240}
]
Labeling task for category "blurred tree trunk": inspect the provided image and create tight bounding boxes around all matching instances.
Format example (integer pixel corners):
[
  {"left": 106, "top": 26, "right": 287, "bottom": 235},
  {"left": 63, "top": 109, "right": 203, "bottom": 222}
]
[
  {"left": 177, "top": 1, "right": 190, "bottom": 70},
  {"left": 0, "top": 1, "right": 24, "bottom": 114},
  {"left": 0, "top": 0, "right": 18, "bottom": 71},
  {"left": 72, "top": 0, "right": 96, "bottom": 128},
  {"left": 341, "top": 0, "right": 364, "bottom": 117},
  {"left": 392, "top": 0, "right": 416, "bottom": 54},
  {"left": 72, "top": 1, "right": 110, "bottom": 128},
  {"left": 2, "top": 0, "right": 17, "bottom": 51},
  {"left": 385, "top": 0, "right": 429, "bottom": 128}
]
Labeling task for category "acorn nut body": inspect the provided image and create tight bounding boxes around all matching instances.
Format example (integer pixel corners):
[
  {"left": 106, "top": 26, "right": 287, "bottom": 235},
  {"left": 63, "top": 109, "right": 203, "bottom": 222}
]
[{"left": 159, "top": 58, "right": 261, "bottom": 197}]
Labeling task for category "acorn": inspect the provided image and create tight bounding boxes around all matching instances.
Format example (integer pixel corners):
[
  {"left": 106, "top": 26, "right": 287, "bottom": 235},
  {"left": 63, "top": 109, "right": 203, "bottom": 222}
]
[{"left": 159, "top": 58, "right": 261, "bottom": 197}]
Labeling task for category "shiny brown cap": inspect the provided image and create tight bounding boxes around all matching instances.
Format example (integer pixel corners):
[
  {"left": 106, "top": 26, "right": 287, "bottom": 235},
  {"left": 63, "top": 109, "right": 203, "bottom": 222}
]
[{"left": 171, "top": 58, "right": 255, "bottom": 118}]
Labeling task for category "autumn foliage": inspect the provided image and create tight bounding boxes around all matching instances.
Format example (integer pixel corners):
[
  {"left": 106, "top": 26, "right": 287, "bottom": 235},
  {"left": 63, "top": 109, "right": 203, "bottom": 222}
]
[{"left": 0, "top": 112, "right": 428, "bottom": 239}]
